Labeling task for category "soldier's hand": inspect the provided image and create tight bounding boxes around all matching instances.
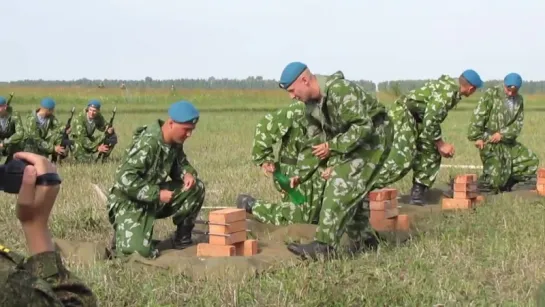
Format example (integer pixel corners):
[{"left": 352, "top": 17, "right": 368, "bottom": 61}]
[
  {"left": 0, "top": 143, "right": 3, "bottom": 149},
  {"left": 474, "top": 140, "right": 485, "bottom": 150},
  {"left": 107, "top": 127, "right": 114, "bottom": 134},
  {"left": 66, "top": 127, "right": 72, "bottom": 134},
  {"left": 54, "top": 145, "right": 65, "bottom": 155},
  {"left": 159, "top": 190, "right": 173, "bottom": 203},
  {"left": 312, "top": 143, "right": 330, "bottom": 160},
  {"left": 321, "top": 167, "right": 333, "bottom": 180},
  {"left": 438, "top": 142, "right": 455, "bottom": 158},
  {"left": 489, "top": 132, "right": 502, "bottom": 143},
  {"left": 182, "top": 173, "right": 196, "bottom": 191},
  {"left": 98, "top": 144, "right": 110, "bottom": 153},
  {"left": 261, "top": 162, "right": 275, "bottom": 176},
  {"left": 290, "top": 176, "right": 300, "bottom": 188}
]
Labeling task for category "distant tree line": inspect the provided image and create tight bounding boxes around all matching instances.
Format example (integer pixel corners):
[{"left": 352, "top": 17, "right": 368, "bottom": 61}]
[{"left": 1, "top": 76, "right": 545, "bottom": 94}]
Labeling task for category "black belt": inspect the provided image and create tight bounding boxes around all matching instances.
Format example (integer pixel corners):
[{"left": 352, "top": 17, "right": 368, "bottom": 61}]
[{"left": 279, "top": 156, "right": 298, "bottom": 165}]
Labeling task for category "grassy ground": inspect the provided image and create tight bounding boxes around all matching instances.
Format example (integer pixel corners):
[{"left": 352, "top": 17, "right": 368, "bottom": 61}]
[{"left": 2, "top": 87, "right": 545, "bottom": 306}]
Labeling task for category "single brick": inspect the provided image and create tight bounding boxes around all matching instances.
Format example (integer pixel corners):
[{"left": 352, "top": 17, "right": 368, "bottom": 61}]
[
  {"left": 368, "top": 188, "right": 397, "bottom": 201},
  {"left": 537, "top": 177, "right": 545, "bottom": 184},
  {"left": 475, "top": 195, "right": 485, "bottom": 203},
  {"left": 369, "top": 199, "right": 398, "bottom": 211},
  {"left": 370, "top": 210, "right": 396, "bottom": 231},
  {"left": 441, "top": 198, "right": 475, "bottom": 210},
  {"left": 537, "top": 184, "right": 545, "bottom": 196},
  {"left": 209, "top": 208, "right": 246, "bottom": 224},
  {"left": 197, "top": 243, "right": 235, "bottom": 257},
  {"left": 394, "top": 214, "right": 410, "bottom": 231},
  {"left": 452, "top": 183, "right": 477, "bottom": 192},
  {"left": 454, "top": 174, "right": 477, "bottom": 184},
  {"left": 209, "top": 220, "right": 247, "bottom": 234},
  {"left": 235, "top": 239, "right": 258, "bottom": 256},
  {"left": 538, "top": 168, "right": 545, "bottom": 178},
  {"left": 453, "top": 191, "right": 479, "bottom": 199},
  {"left": 209, "top": 230, "right": 247, "bottom": 245}
]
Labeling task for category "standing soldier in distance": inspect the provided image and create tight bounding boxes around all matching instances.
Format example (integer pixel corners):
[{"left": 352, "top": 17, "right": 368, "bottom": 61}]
[
  {"left": 0, "top": 95, "right": 25, "bottom": 163},
  {"left": 464, "top": 72, "right": 539, "bottom": 194},
  {"left": 106, "top": 101, "right": 206, "bottom": 259},
  {"left": 401, "top": 70, "right": 483, "bottom": 205},
  {"left": 70, "top": 99, "right": 116, "bottom": 162},
  {"left": 22, "top": 98, "right": 65, "bottom": 160},
  {"left": 278, "top": 62, "right": 394, "bottom": 260}
]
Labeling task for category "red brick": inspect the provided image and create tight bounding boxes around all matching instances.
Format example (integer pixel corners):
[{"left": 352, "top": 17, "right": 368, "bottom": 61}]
[
  {"left": 370, "top": 210, "right": 396, "bottom": 231},
  {"left": 209, "top": 220, "right": 247, "bottom": 234},
  {"left": 452, "top": 183, "right": 477, "bottom": 192},
  {"left": 369, "top": 200, "right": 399, "bottom": 219},
  {"left": 209, "top": 208, "right": 246, "bottom": 224},
  {"left": 209, "top": 230, "right": 246, "bottom": 245},
  {"left": 441, "top": 198, "right": 475, "bottom": 210},
  {"left": 538, "top": 168, "right": 545, "bottom": 178},
  {"left": 394, "top": 214, "right": 410, "bottom": 231},
  {"left": 453, "top": 191, "right": 479, "bottom": 199},
  {"left": 537, "top": 177, "right": 545, "bottom": 184},
  {"left": 197, "top": 243, "right": 235, "bottom": 257},
  {"left": 537, "top": 184, "right": 545, "bottom": 196},
  {"left": 368, "top": 188, "right": 397, "bottom": 201},
  {"left": 235, "top": 239, "right": 258, "bottom": 256},
  {"left": 454, "top": 174, "right": 477, "bottom": 184}
]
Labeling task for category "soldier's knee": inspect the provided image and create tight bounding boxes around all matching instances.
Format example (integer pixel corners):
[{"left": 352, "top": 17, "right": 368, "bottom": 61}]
[{"left": 118, "top": 243, "right": 153, "bottom": 258}]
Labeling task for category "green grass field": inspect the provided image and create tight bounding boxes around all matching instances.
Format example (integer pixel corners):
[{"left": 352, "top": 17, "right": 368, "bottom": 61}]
[{"left": 2, "top": 87, "right": 545, "bottom": 306}]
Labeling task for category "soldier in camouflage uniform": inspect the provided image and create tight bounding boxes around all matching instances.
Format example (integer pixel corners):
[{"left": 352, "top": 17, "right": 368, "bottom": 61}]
[
  {"left": 106, "top": 101, "right": 205, "bottom": 259},
  {"left": 401, "top": 70, "right": 483, "bottom": 205},
  {"left": 70, "top": 99, "right": 117, "bottom": 162},
  {"left": 277, "top": 62, "right": 394, "bottom": 260},
  {"left": 22, "top": 98, "right": 66, "bottom": 159},
  {"left": 236, "top": 101, "right": 324, "bottom": 225},
  {"left": 0, "top": 96, "right": 25, "bottom": 163},
  {"left": 465, "top": 73, "right": 538, "bottom": 194}
]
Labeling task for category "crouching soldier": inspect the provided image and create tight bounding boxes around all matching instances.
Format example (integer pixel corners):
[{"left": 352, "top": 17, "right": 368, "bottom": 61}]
[
  {"left": 70, "top": 99, "right": 117, "bottom": 163},
  {"left": 106, "top": 101, "right": 206, "bottom": 259},
  {"left": 23, "top": 98, "right": 65, "bottom": 160},
  {"left": 0, "top": 95, "right": 25, "bottom": 163}
]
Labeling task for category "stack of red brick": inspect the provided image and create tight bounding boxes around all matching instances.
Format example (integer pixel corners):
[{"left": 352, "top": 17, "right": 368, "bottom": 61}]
[
  {"left": 197, "top": 208, "right": 258, "bottom": 257},
  {"left": 537, "top": 168, "right": 545, "bottom": 195},
  {"left": 441, "top": 174, "right": 483, "bottom": 210},
  {"left": 368, "top": 188, "right": 410, "bottom": 231}
]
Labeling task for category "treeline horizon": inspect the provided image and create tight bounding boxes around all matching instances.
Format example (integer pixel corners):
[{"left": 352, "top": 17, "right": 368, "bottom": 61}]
[{"left": 2, "top": 76, "right": 545, "bottom": 94}]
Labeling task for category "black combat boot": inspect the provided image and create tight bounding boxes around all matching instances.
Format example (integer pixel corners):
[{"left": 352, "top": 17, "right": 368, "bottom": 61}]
[
  {"left": 346, "top": 234, "right": 380, "bottom": 255},
  {"left": 236, "top": 194, "right": 256, "bottom": 214},
  {"left": 508, "top": 177, "right": 536, "bottom": 192},
  {"left": 287, "top": 240, "right": 336, "bottom": 260},
  {"left": 410, "top": 181, "right": 428, "bottom": 206},
  {"left": 171, "top": 224, "right": 194, "bottom": 250}
]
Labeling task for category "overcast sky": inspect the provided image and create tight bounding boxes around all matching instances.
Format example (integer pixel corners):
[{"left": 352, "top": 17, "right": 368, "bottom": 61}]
[{"left": 1, "top": 0, "right": 544, "bottom": 82}]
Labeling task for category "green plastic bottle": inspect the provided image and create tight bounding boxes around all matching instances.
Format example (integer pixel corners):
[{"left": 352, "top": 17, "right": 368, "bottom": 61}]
[{"left": 273, "top": 170, "right": 306, "bottom": 205}]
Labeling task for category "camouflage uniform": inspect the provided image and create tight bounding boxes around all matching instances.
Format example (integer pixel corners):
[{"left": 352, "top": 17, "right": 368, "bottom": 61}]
[
  {"left": 292, "top": 71, "right": 393, "bottom": 251},
  {"left": 245, "top": 101, "right": 323, "bottom": 225},
  {"left": 373, "top": 96, "right": 418, "bottom": 189},
  {"left": 22, "top": 109, "right": 63, "bottom": 159},
  {"left": 0, "top": 106, "right": 25, "bottom": 163},
  {"left": 467, "top": 86, "right": 538, "bottom": 192},
  {"left": 106, "top": 120, "right": 205, "bottom": 258},
  {"left": 70, "top": 109, "right": 116, "bottom": 162},
  {"left": 0, "top": 245, "right": 97, "bottom": 306},
  {"left": 402, "top": 75, "right": 464, "bottom": 201}
]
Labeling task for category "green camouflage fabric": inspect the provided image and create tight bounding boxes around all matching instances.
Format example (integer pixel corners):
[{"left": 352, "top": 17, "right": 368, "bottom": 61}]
[
  {"left": 22, "top": 109, "right": 64, "bottom": 158},
  {"left": 467, "top": 86, "right": 538, "bottom": 191},
  {"left": 106, "top": 120, "right": 205, "bottom": 258},
  {"left": 295, "top": 71, "right": 393, "bottom": 248},
  {"left": 0, "top": 246, "right": 97, "bottom": 306},
  {"left": 403, "top": 75, "right": 463, "bottom": 187},
  {"left": 70, "top": 109, "right": 116, "bottom": 162},
  {"left": 0, "top": 106, "right": 25, "bottom": 162},
  {"left": 373, "top": 96, "right": 418, "bottom": 189},
  {"left": 250, "top": 102, "right": 323, "bottom": 225}
]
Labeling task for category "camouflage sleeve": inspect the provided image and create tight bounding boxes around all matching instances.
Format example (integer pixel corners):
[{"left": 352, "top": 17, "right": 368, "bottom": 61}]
[
  {"left": 114, "top": 135, "right": 161, "bottom": 203},
  {"left": 24, "top": 114, "right": 55, "bottom": 154},
  {"left": 71, "top": 116, "right": 100, "bottom": 152},
  {"left": 327, "top": 82, "right": 374, "bottom": 155},
  {"left": 500, "top": 99, "right": 524, "bottom": 142},
  {"left": 2, "top": 114, "right": 24, "bottom": 145},
  {"left": 251, "top": 102, "right": 302, "bottom": 166},
  {"left": 467, "top": 90, "right": 492, "bottom": 141},
  {"left": 421, "top": 87, "right": 454, "bottom": 141},
  {"left": 48, "top": 117, "right": 64, "bottom": 148},
  {"left": 294, "top": 114, "right": 326, "bottom": 183},
  {"left": 95, "top": 114, "right": 107, "bottom": 132},
  {"left": 170, "top": 147, "right": 198, "bottom": 180},
  {"left": 0, "top": 251, "right": 97, "bottom": 306}
]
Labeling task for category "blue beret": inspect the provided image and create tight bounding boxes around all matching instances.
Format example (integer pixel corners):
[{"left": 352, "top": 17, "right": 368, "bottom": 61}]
[
  {"left": 87, "top": 99, "right": 101, "bottom": 109},
  {"left": 0, "top": 97, "right": 6, "bottom": 106},
  {"left": 168, "top": 101, "right": 199, "bottom": 124},
  {"left": 279, "top": 62, "right": 307, "bottom": 89},
  {"left": 461, "top": 69, "right": 483, "bottom": 88},
  {"left": 40, "top": 97, "right": 56, "bottom": 109},
  {"left": 504, "top": 73, "right": 522, "bottom": 89}
]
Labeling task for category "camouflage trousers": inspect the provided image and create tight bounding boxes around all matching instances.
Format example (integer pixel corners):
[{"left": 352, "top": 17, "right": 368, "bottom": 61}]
[
  {"left": 107, "top": 180, "right": 206, "bottom": 258},
  {"left": 314, "top": 115, "right": 394, "bottom": 248},
  {"left": 72, "top": 143, "right": 117, "bottom": 163},
  {"left": 373, "top": 102, "right": 418, "bottom": 189},
  {"left": 412, "top": 123, "right": 442, "bottom": 188},
  {"left": 478, "top": 142, "right": 539, "bottom": 191}
]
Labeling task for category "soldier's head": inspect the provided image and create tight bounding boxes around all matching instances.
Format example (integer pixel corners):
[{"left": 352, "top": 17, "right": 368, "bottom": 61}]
[
  {"left": 0, "top": 97, "right": 7, "bottom": 115},
  {"left": 279, "top": 62, "right": 321, "bottom": 102},
  {"left": 38, "top": 97, "right": 56, "bottom": 117},
  {"left": 503, "top": 73, "right": 522, "bottom": 97},
  {"left": 163, "top": 101, "right": 200, "bottom": 144},
  {"left": 458, "top": 69, "right": 484, "bottom": 97},
  {"left": 86, "top": 99, "right": 101, "bottom": 119}
]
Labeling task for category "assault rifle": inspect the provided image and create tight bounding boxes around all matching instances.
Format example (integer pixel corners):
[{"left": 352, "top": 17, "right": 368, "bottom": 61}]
[
  {"left": 52, "top": 107, "right": 75, "bottom": 163},
  {"left": 96, "top": 106, "right": 117, "bottom": 163},
  {"left": 6, "top": 92, "right": 14, "bottom": 106}
]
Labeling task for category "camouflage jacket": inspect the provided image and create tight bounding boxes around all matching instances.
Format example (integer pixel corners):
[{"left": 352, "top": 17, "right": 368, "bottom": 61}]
[
  {"left": 404, "top": 75, "right": 462, "bottom": 142},
  {"left": 109, "top": 119, "right": 198, "bottom": 204},
  {"left": 467, "top": 85, "right": 524, "bottom": 144},
  {"left": 0, "top": 106, "right": 25, "bottom": 148},
  {"left": 70, "top": 109, "right": 108, "bottom": 153},
  {"left": 0, "top": 246, "right": 97, "bottom": 306},
  {"left": 296, "top": 71, "right": 388, "bottom": 182},
  {"left": 23, "top": 109, "right": 63, "bottom": 155}
]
